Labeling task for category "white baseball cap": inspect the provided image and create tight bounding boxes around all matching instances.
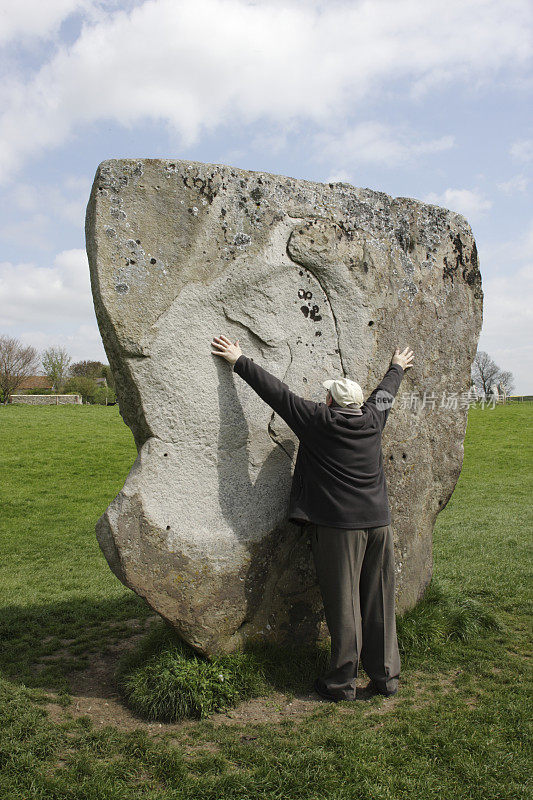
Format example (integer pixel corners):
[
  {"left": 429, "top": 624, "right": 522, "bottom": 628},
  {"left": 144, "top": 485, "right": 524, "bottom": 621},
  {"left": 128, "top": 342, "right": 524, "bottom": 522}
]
[{"left": 322, "top": 377, "right": 364, "bottom": 407}]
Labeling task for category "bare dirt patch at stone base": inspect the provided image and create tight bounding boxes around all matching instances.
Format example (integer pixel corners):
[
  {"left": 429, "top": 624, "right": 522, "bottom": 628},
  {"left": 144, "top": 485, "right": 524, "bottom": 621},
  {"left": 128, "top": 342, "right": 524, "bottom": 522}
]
[
  {"left": 41, "top": 674, "right": 412, "bottom": 735},
  {"left": 38, "top": 625, "right": 472, "bottom": 736},
  {"left": 40, "top": 647, "right": 367, "bottom": 734},
  {"left": 41, "top": 676, "right": 351, "bottom": 734}
]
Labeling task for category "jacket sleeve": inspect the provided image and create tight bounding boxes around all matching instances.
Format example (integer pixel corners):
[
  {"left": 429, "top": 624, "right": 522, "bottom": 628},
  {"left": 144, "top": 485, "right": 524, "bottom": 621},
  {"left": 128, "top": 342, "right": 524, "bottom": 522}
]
[
  {"left": 363, "top": 363, "right": 404, "bottom": 429},
  {"left": 233, "top": 354, "right": 318, "bottom": 438}
]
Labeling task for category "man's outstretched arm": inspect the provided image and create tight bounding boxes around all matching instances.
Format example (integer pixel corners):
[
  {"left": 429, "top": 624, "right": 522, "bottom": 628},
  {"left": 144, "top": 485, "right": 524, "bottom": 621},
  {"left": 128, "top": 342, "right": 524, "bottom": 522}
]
[
  {"left": 364, "top": 346, "right": 414, "bottom": 429},
  {"left": 211, "top": 334, "right": 318, "bottom": 438}
]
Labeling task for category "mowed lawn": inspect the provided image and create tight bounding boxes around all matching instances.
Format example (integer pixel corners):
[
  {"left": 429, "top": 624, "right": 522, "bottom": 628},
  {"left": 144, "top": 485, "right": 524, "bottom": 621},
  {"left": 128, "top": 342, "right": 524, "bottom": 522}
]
[{"left": 0, "top": 401, "right": 531, "bottom": 799}]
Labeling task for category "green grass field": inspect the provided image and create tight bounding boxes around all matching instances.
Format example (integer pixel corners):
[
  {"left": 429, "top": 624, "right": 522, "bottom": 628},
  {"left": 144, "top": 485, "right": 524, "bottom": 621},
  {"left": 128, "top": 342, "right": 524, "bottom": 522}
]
[{"left": 0, "top": 402, "right": 531, "bottom": 799}]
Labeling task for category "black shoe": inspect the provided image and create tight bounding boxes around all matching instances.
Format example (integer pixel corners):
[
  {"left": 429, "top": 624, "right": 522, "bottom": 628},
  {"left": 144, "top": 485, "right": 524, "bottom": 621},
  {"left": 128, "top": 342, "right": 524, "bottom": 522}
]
[
  {"left": 356, "top": 679, "right": 398, "bottom": 701},
  {"left": 313, "top": 678, "right": 348, "bottom": 703}
]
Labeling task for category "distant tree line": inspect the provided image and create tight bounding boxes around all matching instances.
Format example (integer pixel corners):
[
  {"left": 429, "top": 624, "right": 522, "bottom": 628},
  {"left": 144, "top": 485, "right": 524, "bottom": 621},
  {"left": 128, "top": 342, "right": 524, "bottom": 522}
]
[{"left": 0, "top": 335, "right": 116, "bottom": 405}]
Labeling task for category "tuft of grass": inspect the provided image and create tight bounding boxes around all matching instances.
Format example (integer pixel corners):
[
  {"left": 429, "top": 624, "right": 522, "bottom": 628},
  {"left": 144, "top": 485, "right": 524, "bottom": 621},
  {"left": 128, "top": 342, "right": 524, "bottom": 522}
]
[
  {"left": 114, "top": 622, "right": 270, "bottom": 721},
  {"left": 397, "top": 575, "right": 503, "bottom": 662}
]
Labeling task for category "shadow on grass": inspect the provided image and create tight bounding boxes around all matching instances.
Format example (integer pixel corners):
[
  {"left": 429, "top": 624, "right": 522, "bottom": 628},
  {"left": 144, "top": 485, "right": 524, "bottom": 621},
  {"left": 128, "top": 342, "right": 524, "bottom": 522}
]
[
  {"left": 0, "top": 592, "right": 153, "bottom": 692},
  {"left": 0, "top": 576, "right": 503, "bottom": 722}
]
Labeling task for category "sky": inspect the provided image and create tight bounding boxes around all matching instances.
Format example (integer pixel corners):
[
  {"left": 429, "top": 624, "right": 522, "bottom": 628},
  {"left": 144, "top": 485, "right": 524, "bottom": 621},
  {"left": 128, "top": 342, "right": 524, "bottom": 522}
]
[{"left": 0, "top": 0, "right": 532, "bottom": 392}]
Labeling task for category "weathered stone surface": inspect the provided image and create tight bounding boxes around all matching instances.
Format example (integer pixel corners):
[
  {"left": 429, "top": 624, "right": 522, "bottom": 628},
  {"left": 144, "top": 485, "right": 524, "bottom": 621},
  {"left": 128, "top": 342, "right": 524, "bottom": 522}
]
[{"left": 85, "top": 158, "right": 483, "bottom": 657}]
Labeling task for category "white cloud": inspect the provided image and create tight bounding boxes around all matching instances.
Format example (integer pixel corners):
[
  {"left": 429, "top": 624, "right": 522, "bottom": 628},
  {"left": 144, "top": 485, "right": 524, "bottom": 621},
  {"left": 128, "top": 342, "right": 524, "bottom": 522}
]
[
  {"left": 0, "top": 0, "right": 90, "bottom": 45},
  {"left": 0, "top": 174, "right": 91, "bottom": 249},
  {"left": 11, "top": 175, "right": 91, "bottom": 226},
  {"left": 18, "top": 323, "right": 106, "bottom": 365},
  {"left": 312, "top": 122, "right": 454, "bottom": 168},
  {"left": 510, "top": 137, "right": 533, "bottom": 162},
  {"left": 0, "top": 0, "right": 531, "bottom": 183},
  {"left": 497, "top": 174, "right": 529, "bottom": 194},
  {"left": 478, "top": 219, "right": 533, "bottom": 268},
  {"left": 0, "top": 244, "right": 107, "bottom": 367},
  {"left": 0, "top": 213, "right": 52, "bottom": 251},
  {"left": 422, "top": 188, "right": 493, "bottom": 221},
  {"left": 0, "top": 0, "right": 139, "bottom": 46},
  {"left": 249, "top": 126, "right": 295, "bottom": 157},
  {"left": 476, "top": 220, "right": 533, "bottom": 393},
  {"left": 326, "top": 170, "right": 354, "bottom": 184},
  {"left": 0, "top": 248, "right": 94, "bottom": 328},
  {"left": 477, "top": 267, "right": 533, "bottom": 394}
]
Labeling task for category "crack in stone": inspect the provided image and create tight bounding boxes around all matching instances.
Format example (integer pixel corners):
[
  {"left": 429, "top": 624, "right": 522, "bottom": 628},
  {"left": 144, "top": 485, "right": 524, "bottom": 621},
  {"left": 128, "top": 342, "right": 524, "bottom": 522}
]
[
  {"left": 146, "top": 297, "right": 183, "bottom": 337},
  {"left": 122, "top": 349, "right": 150, "bottom": 359},
  {"left": 267, "top": 414, "right": 293, "bottom": 460},
  {"left": 285, "top": 234, "right": 347, "bottom": 377},
  {"left": 221, "top": 306, "right": 294, "bottom": 461},
  {"left": 267, "top": 340, "right": 296, "bottom": 462}
]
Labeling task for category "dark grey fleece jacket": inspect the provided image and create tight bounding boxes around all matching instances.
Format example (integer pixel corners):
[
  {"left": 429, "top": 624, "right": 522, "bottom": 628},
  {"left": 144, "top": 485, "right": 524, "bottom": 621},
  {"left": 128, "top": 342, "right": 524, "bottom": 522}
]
[{"left": 232, "top": 355, "right": 405, "bottom": 529}]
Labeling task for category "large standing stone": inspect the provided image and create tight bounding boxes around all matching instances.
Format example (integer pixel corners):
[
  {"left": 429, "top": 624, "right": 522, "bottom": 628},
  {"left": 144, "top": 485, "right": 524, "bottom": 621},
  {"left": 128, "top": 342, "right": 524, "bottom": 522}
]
[{"left": 85, "top": 159, "right": 482, "bottom": 656}]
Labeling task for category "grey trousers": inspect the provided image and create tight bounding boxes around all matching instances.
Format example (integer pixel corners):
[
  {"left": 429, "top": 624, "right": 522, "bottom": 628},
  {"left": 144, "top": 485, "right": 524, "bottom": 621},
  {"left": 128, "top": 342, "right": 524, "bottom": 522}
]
[{"left": 309, "top": 522, "right": 401, "bottom": 700}]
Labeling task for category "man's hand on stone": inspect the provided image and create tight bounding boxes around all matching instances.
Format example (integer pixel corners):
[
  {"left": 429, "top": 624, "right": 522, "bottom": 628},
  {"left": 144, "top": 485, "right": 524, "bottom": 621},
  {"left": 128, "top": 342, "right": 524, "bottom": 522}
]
[
  {"left": 211, "top": 334, "right": 243, "bottom": 366},
  {"left": 391, "top": 346, "right": 414, "bottom": 370}
]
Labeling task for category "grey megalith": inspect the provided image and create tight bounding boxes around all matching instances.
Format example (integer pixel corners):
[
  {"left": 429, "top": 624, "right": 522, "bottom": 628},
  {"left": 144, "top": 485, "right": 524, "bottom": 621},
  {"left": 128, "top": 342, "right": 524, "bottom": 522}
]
[{"left": 85, "top": 158, "right": 483, "bottom": 657}]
